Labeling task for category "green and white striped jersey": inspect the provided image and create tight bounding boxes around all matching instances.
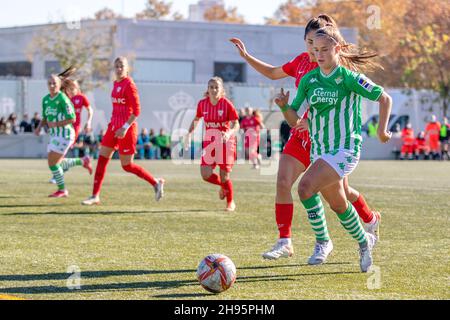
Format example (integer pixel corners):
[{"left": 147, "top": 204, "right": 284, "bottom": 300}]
[
  {"left": 289, "top": 65, "right": 384, "bottom": 157},
  {"left": 42, "top": 92, "right": 76, "bottom": 139}
]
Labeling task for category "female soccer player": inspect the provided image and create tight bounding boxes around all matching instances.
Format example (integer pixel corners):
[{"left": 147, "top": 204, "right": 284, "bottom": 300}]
[
  {"left": 82, "top": 57, "right": 165, "bottom": 205},
  {"left": 34, "top": 71, "right": 91, "bottom": 198},
  {"left": 230, "top": 15, "right": 380, "bottom": 264},
  {"left": 275, "top": 25, "right": 392, "bottom": 272},
  {"left": 240, "top": 107, "right": 265, "bottom": 169},
  {"left": 64, "top": 80, "right": 93, "bottom": 143},
  {"left": 185, "top": 77, "right": 240, "bottom": 212}
]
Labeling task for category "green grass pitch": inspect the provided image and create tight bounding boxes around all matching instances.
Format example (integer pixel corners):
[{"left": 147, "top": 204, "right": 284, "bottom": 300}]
[{"left": 0, "top": 159, "right": 449, "bottom": 300}]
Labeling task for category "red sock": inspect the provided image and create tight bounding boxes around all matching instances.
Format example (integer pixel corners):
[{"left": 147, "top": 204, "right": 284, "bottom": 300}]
[
  {"left": 122, "top": 163, "right": 157, "bottom": 186},
  {"left": 222, "top": 180, "right": 233, "bottom": 203},
  {"left": 275, "top": 203, "right": 294, "bottom": 239},
  {"left": 206, "top": 174, "right": 222, "bottom": 186},
  {"left": 352, "top": 194, "right": 374, "bottom": 223},
  {"left": 93, "top": 155, "right": 110, "bottom": 197}
]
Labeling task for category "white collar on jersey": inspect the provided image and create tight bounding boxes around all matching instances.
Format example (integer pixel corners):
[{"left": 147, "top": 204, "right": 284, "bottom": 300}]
[{"left": 320, "top": 64, "right": 340, "bottom": 78}]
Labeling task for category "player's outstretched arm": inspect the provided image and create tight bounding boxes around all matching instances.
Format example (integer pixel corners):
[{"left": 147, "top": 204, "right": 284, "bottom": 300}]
[
  {"left": 230, "top": 38, "right": 288, "bottom": 80},
  {"left": 377, "top": 92, "right": 393, "bottom": 143}
]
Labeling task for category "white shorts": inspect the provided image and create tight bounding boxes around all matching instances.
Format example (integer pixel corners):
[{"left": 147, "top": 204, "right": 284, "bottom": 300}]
[
  {"left": 312, "top": 149, "right": 360, "bottom": 178},
  {"left": 47, "top": 136, "right": 74, "bottom": 155}
]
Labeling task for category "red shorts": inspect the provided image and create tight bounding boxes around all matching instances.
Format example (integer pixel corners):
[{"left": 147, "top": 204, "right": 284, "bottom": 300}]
[
  {"left": 101, "top": 123, "right": 137, "bottom": 155},
  {"left": 428, "top": 139, "right": 440, "bottom": 152},
  {"left": 401, "top": 144, "right": 415, "bottom": 154},
  {"left": 282, "top": 135, "right": 311, "bottom": 168},
  {"left": 201, "top": 138, "right": 236, "bottom": 173}
]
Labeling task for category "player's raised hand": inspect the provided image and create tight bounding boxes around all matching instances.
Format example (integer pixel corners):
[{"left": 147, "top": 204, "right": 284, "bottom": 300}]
[
  {"left": 274, "top": 88, "right": 290, "bottom": 109},
  {"left": 377, "top": 129, "right": 392, "bottom": 144},
  {"left": 229, "top": 38, "right": 248, "bottom": 58}
]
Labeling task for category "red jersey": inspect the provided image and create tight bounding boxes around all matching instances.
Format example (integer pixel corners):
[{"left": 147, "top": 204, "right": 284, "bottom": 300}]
[
  {"left": 196, "top": 97, "right": 239, "bottom": 139},
  {"left": 240, "top": 116, "right": 262, "bottom": 134},
  {"left": 425, "top": 122, "right": 441, "bottom": 140},
  {"left": 401, "top": 128, "right": 415, "bottom": 145},
  {"left": 110, "top": 77, "right": 141, "bottom": 129},
  {"left": 71, "top": 94, "right": 90, "bottom": 129},
  {"left": 282, "top": 52, "right": 319, "bottom": 141}
]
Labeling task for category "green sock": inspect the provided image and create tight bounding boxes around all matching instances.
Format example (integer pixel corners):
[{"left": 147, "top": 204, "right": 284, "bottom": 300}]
[
  {"left": 60, "top": 158, "right": 82, "bottom": 172},
  {"left": 301, "top": 194, "right": 331, "bottom": 242},
  {"left": 49, "top": 165, "right": 65, "bottom": 191},
  {"left": 336, "top": 202, "right": 367, "bottom": 245}
]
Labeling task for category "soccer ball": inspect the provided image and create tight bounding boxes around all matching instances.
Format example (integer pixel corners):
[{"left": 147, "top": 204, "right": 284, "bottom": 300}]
[{"left": 196, "top": 254, "right": 237, "bottom": 294}]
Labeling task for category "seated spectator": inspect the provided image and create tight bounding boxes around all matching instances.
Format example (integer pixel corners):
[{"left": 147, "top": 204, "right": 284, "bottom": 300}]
[
  {"left": 83, "top": 129, "right": 98, "bottom": 158},
  {"left": 72, "top": 133, "right": 85, "bottom": 158},
  {"left": 414, "top": 131, "right": 429, "bottom": 160},
  {"left": 400, "top": 123, "right": 415, "bottom": 160},
  {"left": 137, "top": 128, "right": 151, "bottom": 159},
  {"left": 155, "top": 129, "right": 171, "bottom": 160},
  {"left": 149, "top": 128, "right": 159, "bottom": 159},
  {"left": 7, "top": 113, "right": 19, "bottom": 135},
  {"left": 0, "top": 117, "right": 7, "bottom": 134},
  {"left": 31, "top": 112, "right": 41, "bottom": 131},
  {"left": 20, "top": 113, "right": 33, "bottom": 133}
]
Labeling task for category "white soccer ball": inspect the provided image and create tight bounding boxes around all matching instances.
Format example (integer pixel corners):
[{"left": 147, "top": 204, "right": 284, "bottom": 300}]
[{"left": 196, "top": 254, "right": 237, "bottom": 294}]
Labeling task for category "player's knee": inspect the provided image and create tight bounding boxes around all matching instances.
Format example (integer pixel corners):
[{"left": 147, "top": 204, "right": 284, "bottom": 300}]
[
  {"left": 277, "top": 175, "right": 294, "bottom": 193},
  {"left": 298, "top": 179, "right": 314, "bottom": 200}
]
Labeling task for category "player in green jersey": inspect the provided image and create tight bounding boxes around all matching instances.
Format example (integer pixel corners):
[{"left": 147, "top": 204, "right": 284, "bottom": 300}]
[
  {"left": 275, "top": 26, "right": 392, "bottom": 272},
  {"left": 34, "top": 70, "right": 92, "bottom": 198}
]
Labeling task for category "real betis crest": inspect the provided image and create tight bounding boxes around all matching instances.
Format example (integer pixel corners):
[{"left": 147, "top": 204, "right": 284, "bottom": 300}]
[{"left": 335, "top": 76, "right": 343, "bottom": 85}]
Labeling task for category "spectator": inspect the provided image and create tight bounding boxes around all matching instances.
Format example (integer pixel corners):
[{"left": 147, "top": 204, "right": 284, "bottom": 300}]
[
  {"left": 155, "top": 129, "right": 171, "bottom": 160},
  {"left": 95, "top": 129, "right": 106, "bottom": 159},
  {"left": 400, "top": 122, "right": 415, "bottom": 160},
  {"left": 148, "top": 128, "right": 159, "bottom": 159},
  {"left": 414, "top": 131, "right": 429, "bottom": 160},
  {"left": 238, "top": 108, "right": 246, "bottom": 124},
  {"left": 425, "top": 114, "right": 441, "bottom": 160},
  {"left": 72, "top": 132, "right": 85, "bottom": 158},
  {"left": 82, "top": 129, "right": 98, "bottom": 158},
  {"left": 137, "top": 128, "right": 151, "bottom": 159},
  {"left": 19, "top": 113, "right": 33, "bottom": 133},
  {"left": 367, "top": 118, "right": 378, "bottom": 137},
  {"left": 6, "top": 113, "right": 18, "bottom": 135},
  {"left": 440, "top": 117, "right": 450, "bottom": 160},
  {"left": 30, "top": 112, "right": 41, "bottom": 131},
  {"left": 0, "top": 117, "right": 7, "bottom": 134}
]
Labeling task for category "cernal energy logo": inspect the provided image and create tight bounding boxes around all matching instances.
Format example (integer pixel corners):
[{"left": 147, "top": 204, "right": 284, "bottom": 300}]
[{"left": 310, "top": 88, "right": 339, "bottom": 105}]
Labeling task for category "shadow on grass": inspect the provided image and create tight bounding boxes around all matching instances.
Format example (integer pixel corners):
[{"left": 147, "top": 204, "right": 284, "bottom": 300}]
[
  {"left": 5, "top": 209, "right": 217, "bottom": 216},
  {"left": 153, "top": 293, "right": 212, "bottom": 298},
  {"left": 0, "top": 266, "right": 359, "bottom": 295},
  {"left": 0, "top": 204, "right": 65, "bottom": 209},
  {"left": 0, "top": 262, "right": 353, "bottom": 282}
]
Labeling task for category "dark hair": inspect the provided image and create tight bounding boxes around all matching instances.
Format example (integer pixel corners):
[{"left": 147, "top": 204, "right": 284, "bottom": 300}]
[
  {"left": 314, "top": 26, "right": 382, "bottom": 73},
  {"left": 57, "top": 66, "right": 78, "bottom": 96},
  {"left": 304, "top": 14, "right": 338, "bottom": 40}
]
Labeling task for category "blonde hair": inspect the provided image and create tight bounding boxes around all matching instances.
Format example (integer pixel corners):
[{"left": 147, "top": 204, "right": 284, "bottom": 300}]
[
  {"left": 114, "top": 56, "right": 130, "bottom": 76},
  {"left": 314, "top": 26, "right": 383, "bottom": 73},
  {"left": 204, "top": 76, "right": 226, "bottom": 99}
]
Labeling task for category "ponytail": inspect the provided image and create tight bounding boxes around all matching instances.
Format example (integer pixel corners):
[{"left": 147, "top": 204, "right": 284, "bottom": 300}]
[{"left": 315, "top": 26, "right": 383, "bottom": 73}]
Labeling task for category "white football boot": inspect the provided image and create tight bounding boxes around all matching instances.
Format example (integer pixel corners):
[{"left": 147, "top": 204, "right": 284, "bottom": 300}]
[
  {"left": 308, "top": 240, "right": 334, "bottom": 265},
  {"left": 81, "top": 195, "right": 100, "bottom": 206},
  {"left": 154, "top": 178, "right": 165, "bottom": 202},
  {"left": 359, "top": 233, "right": 377, "bottom": 273},
  {"left": 262, "top": 239, "right": 294, "bottom": 260}
]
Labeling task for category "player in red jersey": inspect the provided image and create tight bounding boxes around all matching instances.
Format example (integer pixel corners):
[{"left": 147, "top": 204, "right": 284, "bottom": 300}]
[
  {"left": 400, "top": 123, "right": 415, "bottom": 160},
  {"left": 65, "top": 81, "right": 93, "bottom": 143},
  {"left": 240, "top": 107, "right": 265, "bottom": 169},
  {"left": 82, "top": 57, "right": 165, "bottom": 206},
  {"left": 186, "top": 77, "right": 240, "bottom": 212},
  {"left": 231, "top": 14, "right": 381, "bottom": 263}
]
